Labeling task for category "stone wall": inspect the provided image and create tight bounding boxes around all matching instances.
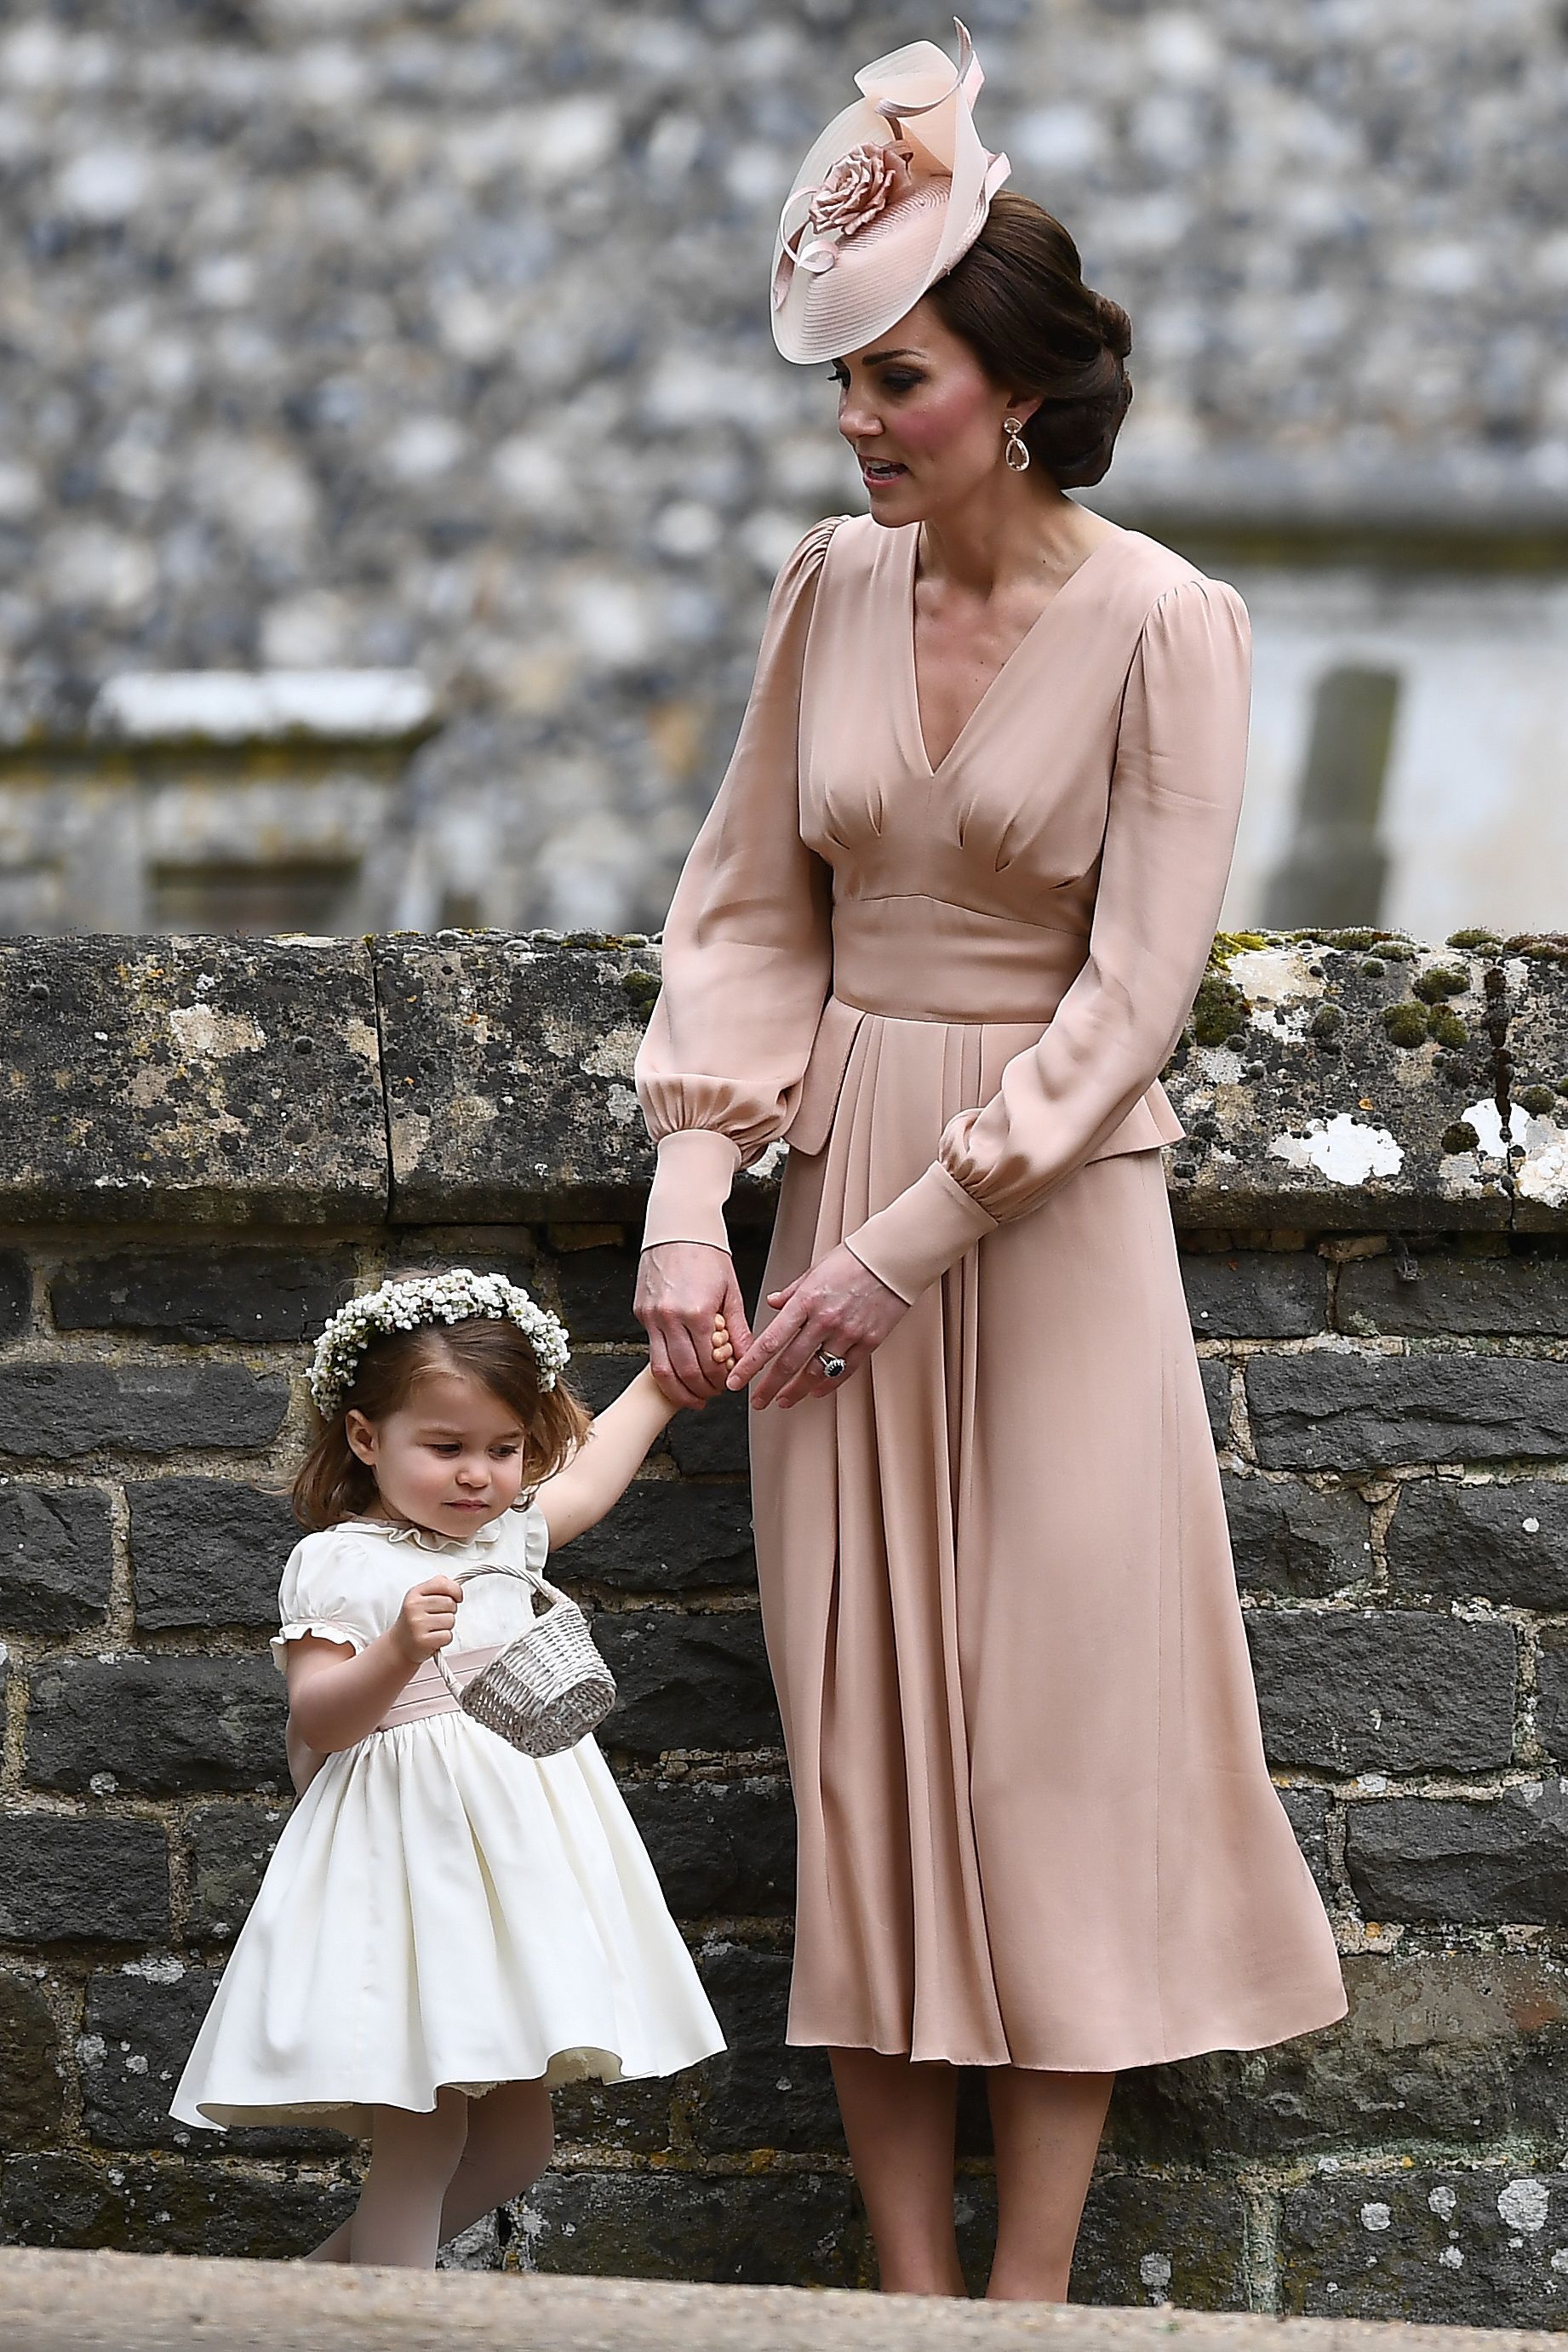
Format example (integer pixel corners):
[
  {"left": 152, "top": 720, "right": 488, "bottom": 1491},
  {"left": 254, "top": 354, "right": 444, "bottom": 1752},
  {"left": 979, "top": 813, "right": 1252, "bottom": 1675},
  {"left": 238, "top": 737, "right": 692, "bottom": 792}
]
[{"left": 4, "top": 925, "right": 1568, "bottom": 2318}]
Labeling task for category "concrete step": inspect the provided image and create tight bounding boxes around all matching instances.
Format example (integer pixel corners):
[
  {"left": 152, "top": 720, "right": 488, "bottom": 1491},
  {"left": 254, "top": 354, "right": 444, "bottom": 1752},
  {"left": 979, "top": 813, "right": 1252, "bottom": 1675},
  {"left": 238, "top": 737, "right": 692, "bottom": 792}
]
[{"left": 3, "top": 2249, "right": 1565, "bottom": 2352}]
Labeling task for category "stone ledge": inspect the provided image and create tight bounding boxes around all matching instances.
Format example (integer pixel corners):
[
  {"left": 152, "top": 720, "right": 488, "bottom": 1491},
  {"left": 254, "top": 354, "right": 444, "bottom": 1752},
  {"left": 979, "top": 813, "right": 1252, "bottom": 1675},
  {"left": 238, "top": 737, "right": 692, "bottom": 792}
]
[
  {"left": 8, "top": 2247, "right": 1568, "bottom": 2352},
  {"left": 0, "top": 928, "right": 1564, "bottom": 1231},
  {"left": 0, "top": 937, "right": 385, "bottom": 1226}
]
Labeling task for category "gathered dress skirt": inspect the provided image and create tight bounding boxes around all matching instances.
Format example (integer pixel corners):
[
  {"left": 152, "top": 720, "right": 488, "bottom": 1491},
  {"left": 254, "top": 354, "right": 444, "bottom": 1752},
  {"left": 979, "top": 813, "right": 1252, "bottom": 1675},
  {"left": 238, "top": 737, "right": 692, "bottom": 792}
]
[{"left": 749, "top": 1004, "right": 1348, "bottom": 2073}]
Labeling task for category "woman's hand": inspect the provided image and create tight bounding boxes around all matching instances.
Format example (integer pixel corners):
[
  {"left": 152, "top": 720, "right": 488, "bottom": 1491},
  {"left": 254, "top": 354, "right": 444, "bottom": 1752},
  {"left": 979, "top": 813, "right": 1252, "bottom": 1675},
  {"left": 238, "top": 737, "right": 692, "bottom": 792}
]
[
  {"left": 725, "top": 1244, "right": 908, "bottom": 1410},
  {"left": 391, "top": 1576, "right": 462, "bottom": 1668},
  {"left": 635, "top": 1242, "right": 753, "bottom": 1411}
]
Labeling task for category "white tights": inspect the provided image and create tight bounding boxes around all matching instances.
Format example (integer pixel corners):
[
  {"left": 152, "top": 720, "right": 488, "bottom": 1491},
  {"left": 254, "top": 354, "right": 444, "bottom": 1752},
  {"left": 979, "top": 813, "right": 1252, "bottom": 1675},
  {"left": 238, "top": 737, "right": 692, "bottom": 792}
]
[{"left": 306, "top": 2078, "right": 556, "bottom": 2269}]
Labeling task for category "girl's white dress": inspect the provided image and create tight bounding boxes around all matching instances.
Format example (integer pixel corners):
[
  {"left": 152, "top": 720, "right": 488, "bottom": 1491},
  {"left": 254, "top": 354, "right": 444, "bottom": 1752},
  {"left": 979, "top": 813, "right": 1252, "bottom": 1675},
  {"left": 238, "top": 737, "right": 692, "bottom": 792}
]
[{"left": 170, "top": 1503, "right": 724, "bottom": 2134}]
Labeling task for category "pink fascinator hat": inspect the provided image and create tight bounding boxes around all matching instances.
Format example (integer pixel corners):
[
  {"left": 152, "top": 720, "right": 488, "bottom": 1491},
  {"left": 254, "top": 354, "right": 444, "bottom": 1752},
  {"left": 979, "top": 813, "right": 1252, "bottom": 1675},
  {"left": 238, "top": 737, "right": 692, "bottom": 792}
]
[{"left": 770, "top": 17, "right": 1011, "bottom": 365}]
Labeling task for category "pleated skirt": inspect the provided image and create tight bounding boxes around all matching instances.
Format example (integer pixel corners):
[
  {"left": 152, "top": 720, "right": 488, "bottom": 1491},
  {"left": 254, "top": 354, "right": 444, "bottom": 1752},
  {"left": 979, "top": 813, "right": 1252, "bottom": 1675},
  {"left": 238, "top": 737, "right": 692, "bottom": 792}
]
[{"left": 750, "top": 1009, "right": 1348, "bottom": 2072}]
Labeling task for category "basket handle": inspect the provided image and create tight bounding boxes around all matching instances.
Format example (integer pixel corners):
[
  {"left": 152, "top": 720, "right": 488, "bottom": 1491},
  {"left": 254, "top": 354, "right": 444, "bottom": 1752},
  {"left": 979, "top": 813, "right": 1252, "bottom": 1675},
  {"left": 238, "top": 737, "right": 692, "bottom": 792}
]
[{"left": 431, "top": 1558, "right": 558, "bottom": 1701}]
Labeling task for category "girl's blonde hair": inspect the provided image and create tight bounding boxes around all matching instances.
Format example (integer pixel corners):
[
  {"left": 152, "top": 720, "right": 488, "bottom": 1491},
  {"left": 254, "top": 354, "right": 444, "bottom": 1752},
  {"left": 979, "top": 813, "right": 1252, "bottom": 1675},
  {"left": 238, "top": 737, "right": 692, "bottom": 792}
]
[{"left": 292, "top": 1289, "right": 591, "bottom": 1532}]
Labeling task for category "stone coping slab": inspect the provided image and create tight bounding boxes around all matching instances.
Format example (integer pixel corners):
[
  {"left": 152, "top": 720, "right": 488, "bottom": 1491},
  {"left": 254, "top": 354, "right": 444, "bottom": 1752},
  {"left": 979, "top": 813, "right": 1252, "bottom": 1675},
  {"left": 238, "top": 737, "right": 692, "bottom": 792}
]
[
  {"left": 3, "top": 926, "right": 1566, "bottom": 1231},
  {"left": 376, "top": 931, "right": 664, "bottom": 1224},
  {"left": 87, "top": 672, "right": 437, "bottom": 747},
  {"left": 0, "top": 936, "right": 386, "bottom": 1226},
  {"left": 6, "top": 2250, "right": 1568, "bottom": 2352}
]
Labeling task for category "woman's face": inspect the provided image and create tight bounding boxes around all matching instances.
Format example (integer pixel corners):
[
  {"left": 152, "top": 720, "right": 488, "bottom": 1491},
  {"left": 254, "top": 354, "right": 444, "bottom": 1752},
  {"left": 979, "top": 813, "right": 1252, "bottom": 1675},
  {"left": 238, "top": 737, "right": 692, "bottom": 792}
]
[{"left": 830, "top": 299, "right": 1030, "bottom": 521}]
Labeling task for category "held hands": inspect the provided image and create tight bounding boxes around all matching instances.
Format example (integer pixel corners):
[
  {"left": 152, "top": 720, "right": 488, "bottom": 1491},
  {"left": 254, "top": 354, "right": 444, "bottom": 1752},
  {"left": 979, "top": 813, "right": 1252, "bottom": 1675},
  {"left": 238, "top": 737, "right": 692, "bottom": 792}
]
[
  {"left": 636, "top": 1241, "right": 753, "bottom": 1410},
  {"left": 391, "top": 1575, "right": 462, "bottom": 1668},
  {"left": 725, "top": 1244, "right": 908, "bottom": 1411},
  {"left": 635, "top": 1236, "right": 906, "bottom": 1412}
]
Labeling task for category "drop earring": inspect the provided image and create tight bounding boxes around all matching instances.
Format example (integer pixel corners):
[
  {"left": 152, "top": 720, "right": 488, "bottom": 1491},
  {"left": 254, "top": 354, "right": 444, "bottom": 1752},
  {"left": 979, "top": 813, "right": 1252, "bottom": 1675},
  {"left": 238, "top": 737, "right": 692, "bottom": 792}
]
[{"left": 1003, "top": 415, "right": 1031, "bottom": 472}]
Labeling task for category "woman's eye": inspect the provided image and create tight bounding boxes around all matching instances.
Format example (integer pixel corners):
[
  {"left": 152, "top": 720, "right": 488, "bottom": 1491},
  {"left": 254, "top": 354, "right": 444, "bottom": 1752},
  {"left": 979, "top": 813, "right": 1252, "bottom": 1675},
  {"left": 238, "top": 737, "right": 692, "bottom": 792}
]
[
  {"left": 883, "top": 371, "right": 920, "bottom": 393},
  {"left": 827, "top": 367, "right": 848, "bottom": 388}
]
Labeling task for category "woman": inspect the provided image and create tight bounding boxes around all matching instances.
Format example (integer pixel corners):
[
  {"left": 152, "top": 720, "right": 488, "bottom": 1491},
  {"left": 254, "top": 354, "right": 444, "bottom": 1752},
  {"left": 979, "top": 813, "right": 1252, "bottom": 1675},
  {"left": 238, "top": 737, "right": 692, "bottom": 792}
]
[{"left": 633, "top": 22, "right": 1346, "bottom": 2304}]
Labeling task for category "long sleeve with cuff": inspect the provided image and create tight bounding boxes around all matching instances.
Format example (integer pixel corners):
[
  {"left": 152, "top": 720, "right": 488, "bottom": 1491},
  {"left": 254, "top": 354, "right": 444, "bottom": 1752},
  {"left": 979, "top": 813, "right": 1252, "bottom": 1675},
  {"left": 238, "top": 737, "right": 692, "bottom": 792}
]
[
  {"left": 840, "top": 575, "right": 1252, "bottom": 1305},
  {"left": 634, "top": 518, "right": 843, "bottom": 1254}
]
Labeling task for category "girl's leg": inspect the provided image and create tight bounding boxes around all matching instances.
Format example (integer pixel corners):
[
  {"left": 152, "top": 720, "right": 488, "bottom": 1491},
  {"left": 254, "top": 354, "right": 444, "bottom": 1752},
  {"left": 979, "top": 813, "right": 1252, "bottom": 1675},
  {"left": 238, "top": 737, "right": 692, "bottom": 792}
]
[
  {"left": 983, "top": 2067, "right": 1114, "bottom": 2303},
  {"left": 438, "top": 2077, "right": 555, "bottom": 2242},
  {"left": 829, "top": 2047, "right": 965, "bottom": 2296},
  {"left": 342, "top": 2090, "right": 471, "bottom": 2269},
  {"left": 305, "top": 2078, "right": 556, "bottom": 2263}
]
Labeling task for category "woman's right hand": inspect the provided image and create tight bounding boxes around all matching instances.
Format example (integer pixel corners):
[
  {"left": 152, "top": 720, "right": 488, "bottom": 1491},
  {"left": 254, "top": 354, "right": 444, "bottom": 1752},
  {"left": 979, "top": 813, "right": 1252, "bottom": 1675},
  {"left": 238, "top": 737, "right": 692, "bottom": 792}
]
[
  {"left": 392, "top": 1575, "right": 462, "bottom": 1667},
  {"left": 635, "top": 1242, "right": 753, "bottom": 1410}
]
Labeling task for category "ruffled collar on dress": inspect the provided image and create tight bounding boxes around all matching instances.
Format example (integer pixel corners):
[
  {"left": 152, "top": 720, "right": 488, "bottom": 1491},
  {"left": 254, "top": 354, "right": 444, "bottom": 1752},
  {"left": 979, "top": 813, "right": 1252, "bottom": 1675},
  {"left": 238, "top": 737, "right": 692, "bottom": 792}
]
[{"left": 337, "top": 1513, "right": 509, "bottom": 1557}]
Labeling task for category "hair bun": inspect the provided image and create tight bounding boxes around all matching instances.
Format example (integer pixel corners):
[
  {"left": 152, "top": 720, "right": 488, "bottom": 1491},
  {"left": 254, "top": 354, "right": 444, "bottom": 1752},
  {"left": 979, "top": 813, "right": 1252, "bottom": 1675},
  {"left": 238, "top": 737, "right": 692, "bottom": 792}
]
[
  {"left": 1093, "top": 290, "right": 1132, "bottom": 362},
  {"left": 931, "top": 192, "right": 1136, "bottom": 492}
]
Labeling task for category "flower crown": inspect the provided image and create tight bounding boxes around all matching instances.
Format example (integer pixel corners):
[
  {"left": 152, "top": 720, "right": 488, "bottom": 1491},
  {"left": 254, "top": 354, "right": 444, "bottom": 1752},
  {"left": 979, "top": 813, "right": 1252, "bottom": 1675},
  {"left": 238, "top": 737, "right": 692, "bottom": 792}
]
[{"left": 306, "top": 1269, "right": 571, "bottom": 1418}]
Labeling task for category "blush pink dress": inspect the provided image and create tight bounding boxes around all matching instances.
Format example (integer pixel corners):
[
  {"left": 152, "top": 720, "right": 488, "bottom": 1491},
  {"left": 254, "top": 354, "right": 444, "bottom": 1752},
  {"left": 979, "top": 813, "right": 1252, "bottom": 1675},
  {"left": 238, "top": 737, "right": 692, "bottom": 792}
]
[{"left": 634, "top": 512, "right": 1347, "bottom": 2070}]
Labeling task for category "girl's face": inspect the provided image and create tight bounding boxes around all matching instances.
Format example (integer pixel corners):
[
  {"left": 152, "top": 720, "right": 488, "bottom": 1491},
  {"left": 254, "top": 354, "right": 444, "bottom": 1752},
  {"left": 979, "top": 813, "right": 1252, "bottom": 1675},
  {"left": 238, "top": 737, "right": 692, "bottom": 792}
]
[
  {"left": 346, "top": 1368, "right": 528, "bottom": 1537},
  {"left": 830, "top": 298, "right": 1033, "bottom": 522}
]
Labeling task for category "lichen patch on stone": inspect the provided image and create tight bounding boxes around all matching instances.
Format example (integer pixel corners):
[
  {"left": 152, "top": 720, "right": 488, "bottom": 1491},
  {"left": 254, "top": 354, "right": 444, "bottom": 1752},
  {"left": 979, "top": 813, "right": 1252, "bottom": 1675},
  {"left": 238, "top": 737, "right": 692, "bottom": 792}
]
[
  {"left": 1498, "top": 2179, "right": 1552, "bottom": 2234},
  {"left": 166, "top": 1005, "right": 266, "bottom": 1059},
  {"left": 1514, "top": 1127, "right": 1568, "bottom": 1206},
  {"left": 1232, "top": 941, "right": 1335, "bottom": 1044},
  {"left": 1270, "top": 1114, "right": 1404, "bottom": 1184},
  {"left": 579, "top": 1023, "right": 643, "bottom": 1082}
]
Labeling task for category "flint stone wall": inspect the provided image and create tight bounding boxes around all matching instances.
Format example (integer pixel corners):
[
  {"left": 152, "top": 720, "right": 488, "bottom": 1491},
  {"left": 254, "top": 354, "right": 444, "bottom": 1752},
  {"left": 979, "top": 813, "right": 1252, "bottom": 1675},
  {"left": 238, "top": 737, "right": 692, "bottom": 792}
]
[
  {"left": 5, "top": 925, "right": 1568, "bottom": 2315},
  {"left": 3, "top": 1, "right": 1566, "bottom": 939}
]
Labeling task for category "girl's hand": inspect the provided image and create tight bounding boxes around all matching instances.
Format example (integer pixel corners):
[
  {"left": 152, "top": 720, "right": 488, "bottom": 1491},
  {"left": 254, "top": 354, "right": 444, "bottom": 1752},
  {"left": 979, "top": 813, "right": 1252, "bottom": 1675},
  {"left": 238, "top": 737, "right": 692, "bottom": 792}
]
[
  {"left": 391, "top": 1575, "right": 462, "bottom": 1667},
  {"left": 725, "top": 1245, "right": 908, "bottom": 1411},
  {"left": 635, "top": 1242, "right": 753, "bottom": 1411}
]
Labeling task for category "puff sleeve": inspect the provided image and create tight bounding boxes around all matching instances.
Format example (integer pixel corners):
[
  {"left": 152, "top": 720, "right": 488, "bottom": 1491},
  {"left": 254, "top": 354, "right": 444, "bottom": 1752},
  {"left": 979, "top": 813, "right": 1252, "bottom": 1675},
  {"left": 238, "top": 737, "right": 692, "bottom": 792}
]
[
  {"left": 633, "top": 518, "right": 844, "bottom": 1253},
  {"left": 843, "top": 575, "right": 1252, "bottom": 1305},
  {"left": 271, "top": 1532, "right": 383, "bottom": 1669}
]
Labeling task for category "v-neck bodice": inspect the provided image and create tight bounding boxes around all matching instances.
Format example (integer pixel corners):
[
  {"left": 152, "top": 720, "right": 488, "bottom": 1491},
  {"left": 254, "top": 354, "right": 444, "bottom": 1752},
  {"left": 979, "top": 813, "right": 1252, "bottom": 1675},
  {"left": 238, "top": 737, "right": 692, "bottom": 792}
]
[
  {"left": 797, "top": 515, "right": 1166, "bottom": 960},
  {"left": 634, "top": 503, "right": 1252, "bottom": 1282},
  {"left": 903, "top": 524, "right": 1130, "bottom": 780}
]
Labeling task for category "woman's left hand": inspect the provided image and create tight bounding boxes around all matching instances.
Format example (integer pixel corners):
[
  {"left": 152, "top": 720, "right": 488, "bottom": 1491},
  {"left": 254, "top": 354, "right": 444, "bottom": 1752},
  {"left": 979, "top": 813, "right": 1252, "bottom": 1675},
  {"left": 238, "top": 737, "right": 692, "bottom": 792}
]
[{"left": 725, "top": 1244, "right": 908, "bottom": 1410}]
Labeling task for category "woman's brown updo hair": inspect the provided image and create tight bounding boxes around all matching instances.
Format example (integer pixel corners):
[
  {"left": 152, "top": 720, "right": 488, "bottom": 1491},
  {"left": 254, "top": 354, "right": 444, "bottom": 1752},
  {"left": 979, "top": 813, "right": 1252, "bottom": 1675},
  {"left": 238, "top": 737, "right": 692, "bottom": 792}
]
[{"left": 927, "top": 191, "right": 1133, "bottom": 489}]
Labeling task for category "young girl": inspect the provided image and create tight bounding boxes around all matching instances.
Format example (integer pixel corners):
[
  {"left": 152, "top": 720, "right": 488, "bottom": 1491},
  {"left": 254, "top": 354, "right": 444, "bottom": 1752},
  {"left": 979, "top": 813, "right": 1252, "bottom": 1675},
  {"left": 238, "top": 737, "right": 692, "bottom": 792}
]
[{"left": 170, "top": 1268, "right": 730, "bottom": 2267}]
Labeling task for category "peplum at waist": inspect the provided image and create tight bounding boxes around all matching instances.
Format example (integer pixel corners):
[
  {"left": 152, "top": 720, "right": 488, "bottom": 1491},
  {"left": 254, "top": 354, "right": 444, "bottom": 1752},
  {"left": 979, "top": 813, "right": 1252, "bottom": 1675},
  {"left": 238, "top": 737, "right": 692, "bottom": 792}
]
[
  {"left": 829, "top": 894, "right": 1087, "bottom": 1024},
  {"left": 779, "top": 891, "right": 1186, "bottom": 1165}
]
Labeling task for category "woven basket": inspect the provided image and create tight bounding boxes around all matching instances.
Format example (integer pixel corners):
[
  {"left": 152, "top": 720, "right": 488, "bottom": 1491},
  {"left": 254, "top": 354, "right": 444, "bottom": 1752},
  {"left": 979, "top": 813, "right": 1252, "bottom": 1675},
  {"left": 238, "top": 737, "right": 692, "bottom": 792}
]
[{"left": 436, "top": 1560, "right": 616, "bottom": 1759}]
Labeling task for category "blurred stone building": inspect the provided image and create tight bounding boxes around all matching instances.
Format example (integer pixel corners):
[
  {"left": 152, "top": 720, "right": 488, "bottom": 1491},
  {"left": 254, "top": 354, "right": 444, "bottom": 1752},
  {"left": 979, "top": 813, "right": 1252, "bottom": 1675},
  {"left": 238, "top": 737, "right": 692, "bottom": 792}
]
[{"left": 0, "top": 0, "right": 1565, "bottom": 939}]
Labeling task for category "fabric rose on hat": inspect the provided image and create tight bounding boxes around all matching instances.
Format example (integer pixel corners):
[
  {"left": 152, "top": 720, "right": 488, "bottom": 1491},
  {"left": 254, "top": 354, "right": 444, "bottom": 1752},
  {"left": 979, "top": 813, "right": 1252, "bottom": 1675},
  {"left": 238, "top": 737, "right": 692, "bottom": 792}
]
[{"left": 806, "top": 141, "right": 913, "bottom": 243}]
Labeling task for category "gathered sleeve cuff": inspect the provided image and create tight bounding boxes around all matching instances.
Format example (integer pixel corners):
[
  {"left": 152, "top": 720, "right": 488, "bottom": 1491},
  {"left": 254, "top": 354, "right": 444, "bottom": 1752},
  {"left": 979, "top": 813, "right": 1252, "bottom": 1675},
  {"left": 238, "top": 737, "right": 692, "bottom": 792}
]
[
  {"left": 840, "top": 572, "right": 1252, "bottom": 1302},
  {"left": 842, "top": 1162, "right": 999, "bottom": 1306},
  {"left": 270, "top": 1618, "right": 365, "bottom": 1669},
  {"left": 640, "top": 1129, "right": 746, "bottom": 1252},
  {"left": 634, "top": 518, "right": 847, "bottom": 1255}
]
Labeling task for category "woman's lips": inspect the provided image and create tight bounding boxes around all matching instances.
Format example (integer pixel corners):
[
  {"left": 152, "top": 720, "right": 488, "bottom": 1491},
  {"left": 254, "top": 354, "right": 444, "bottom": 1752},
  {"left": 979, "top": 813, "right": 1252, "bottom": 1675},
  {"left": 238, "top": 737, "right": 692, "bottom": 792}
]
[{"left": 861, "top": 459, "right": 907, "bottom": 484}]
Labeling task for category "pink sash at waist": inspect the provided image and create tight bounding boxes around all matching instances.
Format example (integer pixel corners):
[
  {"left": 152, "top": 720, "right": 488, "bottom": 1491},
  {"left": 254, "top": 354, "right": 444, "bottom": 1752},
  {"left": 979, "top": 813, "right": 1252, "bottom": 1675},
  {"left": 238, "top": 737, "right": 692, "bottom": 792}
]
[{"left": 375, "top": 1645, "right": 501, "bottom": 1730}]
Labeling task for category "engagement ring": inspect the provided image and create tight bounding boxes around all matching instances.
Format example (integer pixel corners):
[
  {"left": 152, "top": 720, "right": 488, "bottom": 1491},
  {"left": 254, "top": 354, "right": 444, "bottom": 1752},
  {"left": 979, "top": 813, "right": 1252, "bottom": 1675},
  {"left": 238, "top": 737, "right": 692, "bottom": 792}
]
[{"left": 816, "top": 1349, "right": 847, "bottom": 1381}]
